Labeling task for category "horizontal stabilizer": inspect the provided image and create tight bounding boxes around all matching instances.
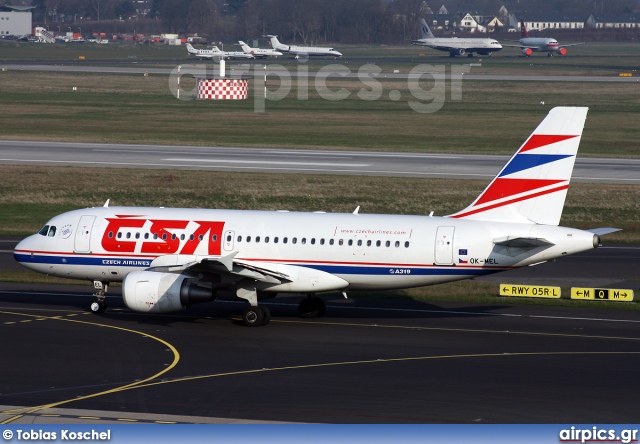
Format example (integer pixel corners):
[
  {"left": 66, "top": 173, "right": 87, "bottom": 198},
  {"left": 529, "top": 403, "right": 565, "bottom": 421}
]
[
  {"left": 493, "top": 236, "right": 555, "bottom": 248},
  {"left": 587, "top": 228, "right": 622, "bottom": 236}
]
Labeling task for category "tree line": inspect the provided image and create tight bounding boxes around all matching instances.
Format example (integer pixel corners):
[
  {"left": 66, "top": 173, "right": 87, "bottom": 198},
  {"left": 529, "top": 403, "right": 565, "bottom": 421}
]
[{"left": 17, "top": 0, "right": 640, "bottom": 43}]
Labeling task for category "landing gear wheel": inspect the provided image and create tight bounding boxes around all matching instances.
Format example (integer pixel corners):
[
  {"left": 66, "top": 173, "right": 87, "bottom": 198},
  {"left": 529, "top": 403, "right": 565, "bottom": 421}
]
[
  {"left": 90, "top": 300, "right": 107, "bottom": 314},
  {"left": 259, "top": 306, "right": 271, "bottom": 326},
  {"left": 298, "top": 297, "right": 326, "bottom": 318},
  {"left": 242, "top": 306, "right": 265, "bottom": 327}
]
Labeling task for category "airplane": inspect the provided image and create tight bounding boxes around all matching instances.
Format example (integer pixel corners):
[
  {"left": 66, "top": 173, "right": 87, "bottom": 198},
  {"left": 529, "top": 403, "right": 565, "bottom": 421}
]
[
  {"left": 507, "top": 19, "right": 585, "bottom": 57},
  {"left": 14, "top": 107, "right": 619, "bottom": 327},
  {"left": 186, "top": 43, "right": 254, "bottom": 60},
  {"left": 238, "top": 41, "right": 283, "bottom": 58},
  {"left": 411, "top": 19, "right": 502, "bottom": 57},
  {"left": 265, "top": 35, "right": 342, "bottom": 58}
]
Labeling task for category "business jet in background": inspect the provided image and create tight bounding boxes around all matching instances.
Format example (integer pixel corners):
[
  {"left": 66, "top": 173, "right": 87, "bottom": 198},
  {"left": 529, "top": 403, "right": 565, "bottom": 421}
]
[
  {"left": 265, "top": 35, "right": 342, "bottom": 58},
  {"left": 508, "top": 19, "right": 585, "bottom": 57},
  {"left": 238, "top": 41, "right": 283, "bottom": 58},
  {"left": 411, "top": 19, "right": 502, "bottom": 57},
  {"left": 14, "top": 107, "right": 618, "bottom": 327},
  {"left": 186, "top": 43, "right": 254, "bottom": 60}
]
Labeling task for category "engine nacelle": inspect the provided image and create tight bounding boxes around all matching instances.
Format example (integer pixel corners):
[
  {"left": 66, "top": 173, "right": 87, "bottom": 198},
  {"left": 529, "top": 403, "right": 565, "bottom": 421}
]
[
  {"left": 122, "top": 270, "right": 214, "bottom": 313},
  {"left": 557, "top": 47, "right": 567, "bottom": 55},
  {"left": 522, "top": 48, "right": 533, "bottom": 56},
  {"left": 450, "top": 48, "right": 465, "bottom": 56}
]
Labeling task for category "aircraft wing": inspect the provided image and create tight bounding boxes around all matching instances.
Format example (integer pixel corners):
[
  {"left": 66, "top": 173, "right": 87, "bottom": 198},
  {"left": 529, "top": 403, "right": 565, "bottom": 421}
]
[
  {"left": 500, "top": 43, "right": 536, "bottom": 49},
  {"left": 149, "top": 252, "right": 290, "bottom": 285},
  {"left": 559, "top": 42, "right": 585, "bottom": 48}
]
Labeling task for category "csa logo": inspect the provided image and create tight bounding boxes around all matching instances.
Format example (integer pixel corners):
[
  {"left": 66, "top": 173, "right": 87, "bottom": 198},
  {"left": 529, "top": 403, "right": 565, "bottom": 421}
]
[{"left": 60, "top": 224, "right": 73, "bottom": 239}]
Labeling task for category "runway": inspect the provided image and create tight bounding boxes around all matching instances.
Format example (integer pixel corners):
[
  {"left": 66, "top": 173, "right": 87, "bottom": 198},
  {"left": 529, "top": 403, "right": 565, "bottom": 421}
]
[
  {"left": 0, "top": 140, "right": 638, "bottom": 184},
  {"left": 2, "top": 62, "right": 639, "bottom": 83},
  {"left": 2, "top": 235, "right": 639, "bottom": 423}
]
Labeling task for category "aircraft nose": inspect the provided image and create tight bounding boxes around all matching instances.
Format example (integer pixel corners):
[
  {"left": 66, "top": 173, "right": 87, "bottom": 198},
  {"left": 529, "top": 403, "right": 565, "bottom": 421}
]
[{"left": 13, "top": 235, "right": 39, "bottom": 268}]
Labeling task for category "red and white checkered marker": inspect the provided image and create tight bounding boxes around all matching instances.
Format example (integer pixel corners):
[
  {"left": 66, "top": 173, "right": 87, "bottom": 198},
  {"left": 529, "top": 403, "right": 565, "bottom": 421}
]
[{"left": 197, "top": 79, "right": 248, "bottom": 100}]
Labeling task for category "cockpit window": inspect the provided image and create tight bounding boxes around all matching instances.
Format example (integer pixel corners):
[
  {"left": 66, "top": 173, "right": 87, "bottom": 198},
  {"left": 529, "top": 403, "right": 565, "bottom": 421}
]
[
  {"left": 38, "top": 225, "right": 50, "bottom": 236},
  {"left": 48, "top": 226, "right": 57, "bottom": 237}
]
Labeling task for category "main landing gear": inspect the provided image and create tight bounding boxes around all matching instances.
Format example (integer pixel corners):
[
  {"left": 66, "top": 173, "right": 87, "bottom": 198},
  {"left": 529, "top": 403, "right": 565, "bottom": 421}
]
[
  {"left": 237, "top": 288, "right": 327, "bottom": 327},
  {"left": 298, "top": 294, "right": 326, "bottom": 318},
  {"left": 90, "top": 281, "right": 108, "bottom": 314}
]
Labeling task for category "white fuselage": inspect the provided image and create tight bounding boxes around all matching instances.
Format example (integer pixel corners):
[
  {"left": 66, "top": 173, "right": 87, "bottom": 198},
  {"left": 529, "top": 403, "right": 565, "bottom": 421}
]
[
  {"left": 521, "top": 37, "right": 560, "bottom": 53},
  {"left": 14, "top": 206, "right": 597, "bottom": 292},
  {"left": 412, "top": 37, "right": 502, "bottom": 56}
]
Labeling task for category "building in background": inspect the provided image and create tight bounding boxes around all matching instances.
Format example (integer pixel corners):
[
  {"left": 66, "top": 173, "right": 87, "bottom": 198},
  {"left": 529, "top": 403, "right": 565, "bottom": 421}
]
[{"left": 0, "top": 4, "right": 34, "bottom": 37}]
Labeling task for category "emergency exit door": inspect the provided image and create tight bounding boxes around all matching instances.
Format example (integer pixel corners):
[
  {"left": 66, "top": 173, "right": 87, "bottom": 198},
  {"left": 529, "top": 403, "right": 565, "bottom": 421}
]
[{"left": 434, "top": 226, "right": 455, "bottom": 265}]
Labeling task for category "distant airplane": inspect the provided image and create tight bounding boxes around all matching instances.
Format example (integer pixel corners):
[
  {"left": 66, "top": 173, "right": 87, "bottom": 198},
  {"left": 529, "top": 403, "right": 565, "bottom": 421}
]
[
  {"left": 508, "top": 19, "right": 585, "bottom": 57},
  {"left": 265, "top": 35, "right": 342, "bottom": 58},
  {"left": 238, "top": 41, "right": 283, "bottom": 58},
  {"left": 14, "top": 107, "right": 619, "bottom": 327},
  {"left": 411, "top": 19, "right": 502, "bottom": 57},
  {"left": 186, "top": 43, "right": 254, "bottom": 60}
]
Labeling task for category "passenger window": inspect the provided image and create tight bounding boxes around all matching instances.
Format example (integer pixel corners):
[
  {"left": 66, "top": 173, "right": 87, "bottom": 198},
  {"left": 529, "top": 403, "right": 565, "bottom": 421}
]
[
  {"left": 38, "top": 225, "right": 50, "bottom": 236},
  {"left": 395, "top": 241, "right": 400, "bottom": 248},
  {"left": 265, "top": 237, "right": 270, "bottom": 243},
  {"left": 367, "top": 240, "right": 371, "bottom": 247},
  {"left": 338, "top": 239, "right": 343, "bottom": 246},
  {"left": 162, "top": 233, "right": 167, "bottom": 240},
  {"left": 117, "top": 232, "right": 122, "bottom": 239},
  {"left": 405, "top": 241, "right": 410, "bottom": 248},
  {"left": 274, "top": 237, "right": 279, "bottom": 243},
  {"left": 301, "top": 238, "right": 306, "bottom": 244},
  {"left": 190, "top": 234, "right": 194, "bottom": 241},
  {"left": 256, "top": 236, "right": 260, "bottom": 243},
  {"left": 283, "top": 237, "right": 288, "bottom": 244},
  {"left": 108, "top": 232, "right": 113, "bottom": 239},
  {"left": 376, "top": 240, "right": 381, "bottom": 247},
  {"left": 135, "top": 233, "right": 140, "bottom": 239},
  {"left": 154, "top": 233, "right": 158, "bottom": 240},
  {"left": 329, "top": 239, "right": 334, "bottom": 245},
  {"left": 386, "top": 241, "right": 390, "bottom": 247},
  {"left": 247, "top": 236, "right": 251, "bottom": 243},
  {"left": 126, "top": 232, "right": 131, "bottom": 239},
  {"left": 237, "top": 235, "right": 242, "bottom": 242},
  {"left": 226, "top": 235, "right": 231, "bottom": 242},
  {"left": 48, "top": 226, "right": 57, "bottom": 237},
  {"left": 144, "top": 233, "right": 149, "bottom": 239},
  {"left": 357, "top": 240, "right": 362, "bottom": 246},
  {"left": 211, "top": 235, "right": 217, "bottom": 242},
  {"left": 170, "top": 234, "right": 176, "bottom": 240},
  {"left": 320, "top": 239, "right": 325, "bottom": 245},
  {"left": 348, "top": 240, "right": 353, "bottom": 246},
  {"left": 311, "top": 238, "right": 315, "bottom": 245},
  {"left": 292, "top": 237, "right": 297, "bottom": 244}
]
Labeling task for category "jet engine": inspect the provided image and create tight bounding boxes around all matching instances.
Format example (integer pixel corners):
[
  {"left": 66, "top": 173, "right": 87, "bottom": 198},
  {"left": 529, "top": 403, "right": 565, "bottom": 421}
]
[
  {"left": 557, "top": 47, "right": 567, "bottom": 55},
  {"left": 122, "top": 270, "right": 214, "bottom": 313},
  {"left": 522, "top": 48, "right": 533, "bottom": 57},
  {"left": 450, "top": 48, "right": 465, "bottom": 57}
]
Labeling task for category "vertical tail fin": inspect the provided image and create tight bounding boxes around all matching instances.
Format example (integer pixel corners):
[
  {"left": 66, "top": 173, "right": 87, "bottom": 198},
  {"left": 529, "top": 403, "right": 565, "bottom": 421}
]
[
  {"left": 267, "top": 35, "right": 281, "bottom": 49},
  {"left": 419, "top": 19, "right": 435, "bottom": 39},
  {"left": 520, "top": 19, "right": 529, "bottom": 38},
  {"left": 448, "top": 107, "right": 588, "bottom": 226}
]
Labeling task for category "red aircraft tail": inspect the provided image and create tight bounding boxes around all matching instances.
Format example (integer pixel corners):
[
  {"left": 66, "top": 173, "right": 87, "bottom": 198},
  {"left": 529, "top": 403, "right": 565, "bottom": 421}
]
[{"left": 520, "top": 19, "right": 529, "bottom": 38}]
